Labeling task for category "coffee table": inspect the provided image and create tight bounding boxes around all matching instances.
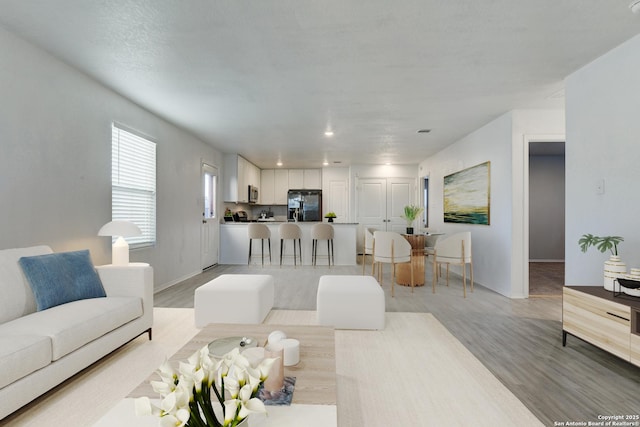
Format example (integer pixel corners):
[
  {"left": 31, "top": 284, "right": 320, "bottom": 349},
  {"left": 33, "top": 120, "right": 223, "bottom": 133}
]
[{"left": 93, "top": 323, "right": 337, "bottom": 426}]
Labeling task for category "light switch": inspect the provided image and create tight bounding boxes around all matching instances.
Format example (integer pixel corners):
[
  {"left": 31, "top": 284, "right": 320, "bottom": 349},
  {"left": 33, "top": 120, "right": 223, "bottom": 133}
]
[{"left": 596, "top": 179, "right": 605, "bottom": 195}]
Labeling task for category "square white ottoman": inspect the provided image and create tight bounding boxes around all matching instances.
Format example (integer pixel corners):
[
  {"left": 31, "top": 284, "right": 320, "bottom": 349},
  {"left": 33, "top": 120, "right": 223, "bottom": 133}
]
[
  {"left": 194, "top": 274, "right": 274, "bottom": 327},
  {"left": 316, "top": 275, "right": 385, "bottom": 330}
]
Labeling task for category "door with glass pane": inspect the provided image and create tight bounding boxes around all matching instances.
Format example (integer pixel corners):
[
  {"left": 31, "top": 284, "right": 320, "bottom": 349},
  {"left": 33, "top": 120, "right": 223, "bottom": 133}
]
[{"left": 201, "top": 163, "right": 219, "bottom": 269}]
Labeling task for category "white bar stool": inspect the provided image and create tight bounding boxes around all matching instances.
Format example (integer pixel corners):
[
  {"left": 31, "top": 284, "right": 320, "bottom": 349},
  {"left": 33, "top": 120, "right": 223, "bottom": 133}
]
[
  {"left": 278, "top": 223, "right": 302, "bottom": 266},
  {"left": 248, "top": 223, "right": 271, "bottom": 265},
  {"left": 311, "top": 223, "right": 334, "bottom": 267}
]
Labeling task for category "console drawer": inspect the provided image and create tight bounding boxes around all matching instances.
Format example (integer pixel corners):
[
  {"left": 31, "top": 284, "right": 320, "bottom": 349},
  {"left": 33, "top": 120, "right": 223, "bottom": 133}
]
[{"left": 563, "top": 287, "right": 630, "bottom": 360}]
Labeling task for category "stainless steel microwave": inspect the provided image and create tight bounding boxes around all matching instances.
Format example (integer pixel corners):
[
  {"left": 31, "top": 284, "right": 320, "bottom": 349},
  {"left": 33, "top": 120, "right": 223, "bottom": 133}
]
[{"left": 248, "top": 185, "right": 259, "bottom": 203}]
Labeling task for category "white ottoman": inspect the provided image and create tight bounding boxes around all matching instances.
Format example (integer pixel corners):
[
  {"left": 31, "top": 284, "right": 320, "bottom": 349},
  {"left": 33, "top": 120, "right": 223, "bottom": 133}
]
[
  {"left": 194, "top": 274, "right": 274, "bottom": 327},
  {"left": 316, "top": 275, "right": 385, "bottom": 330}
]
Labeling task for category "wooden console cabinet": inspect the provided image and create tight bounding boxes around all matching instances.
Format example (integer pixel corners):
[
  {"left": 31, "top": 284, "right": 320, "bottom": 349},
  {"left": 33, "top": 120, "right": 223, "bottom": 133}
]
[{"left": 563, "top": 286, "right": 640, "bottom": 367}]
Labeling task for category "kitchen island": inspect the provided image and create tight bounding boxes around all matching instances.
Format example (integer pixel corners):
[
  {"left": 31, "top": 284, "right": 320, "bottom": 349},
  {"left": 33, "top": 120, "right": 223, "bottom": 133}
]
[{"left": 220, "top": 222, "right": 358, "bottom": 265}]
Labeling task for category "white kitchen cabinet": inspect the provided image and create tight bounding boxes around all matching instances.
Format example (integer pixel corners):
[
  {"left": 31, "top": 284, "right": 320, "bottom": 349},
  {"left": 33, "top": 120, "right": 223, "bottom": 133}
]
[
  {"left": 288, "top": 169, "right": 321, "bottom": 189},
  {"left": 223, "top": 154, "right": 259, "bottom": 203},
  {"left": 304, "top": 169, "right": 322, "bottom": 189},
  {"left": 247, "top": 161, "right": 260, "bottom": 188},
  {"left": 288, "top": 169, "right": 304, "bottom": 189},
  {"left": 260, "top": 168, "right": 322, "bottom": 204},
  {"left": 274, "top": 169, "right": 289, "bottom": 204},
  {"left": 260, "top": 169, "right": 275, "bottom": 204}
]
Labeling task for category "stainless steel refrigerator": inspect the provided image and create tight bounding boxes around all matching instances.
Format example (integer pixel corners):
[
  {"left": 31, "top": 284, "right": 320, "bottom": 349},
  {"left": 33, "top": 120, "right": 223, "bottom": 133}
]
[{"left": 287, "top": 189, "right": 322, "bottom": 221}]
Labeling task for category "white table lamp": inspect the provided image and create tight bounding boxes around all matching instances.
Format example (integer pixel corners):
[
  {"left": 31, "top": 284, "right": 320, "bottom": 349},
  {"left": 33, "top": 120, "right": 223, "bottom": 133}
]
[{"left": 98, "top": 220, "right": 141, "bottom": 266}]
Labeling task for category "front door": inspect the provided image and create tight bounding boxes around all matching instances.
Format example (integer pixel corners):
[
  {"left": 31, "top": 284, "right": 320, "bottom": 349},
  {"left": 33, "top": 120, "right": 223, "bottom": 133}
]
[{"left": 201, "top": 163, "right": 219, "bottom": 270}]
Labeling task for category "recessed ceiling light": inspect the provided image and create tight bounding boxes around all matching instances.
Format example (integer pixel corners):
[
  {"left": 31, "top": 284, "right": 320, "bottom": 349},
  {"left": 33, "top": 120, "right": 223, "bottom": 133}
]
[
  {"left": 276, "top": 161, "right": 283, "bottom": 167},
  {"left": 385, "top": 162, "right": 392, "bottom": 166},
  {"left": 324, "top": 131, "right": 334, "bottom": 137},
  {"left": 417, "top": 129, "right": 431, "bottom": 134},
  {"left": 323, "top": 161, "right": 329, "bottom": 166}
]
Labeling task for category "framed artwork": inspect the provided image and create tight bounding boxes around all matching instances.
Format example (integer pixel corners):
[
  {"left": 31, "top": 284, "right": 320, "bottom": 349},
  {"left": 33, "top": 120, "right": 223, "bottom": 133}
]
[{"left": 443, "top": 161, "right": 490, "bottom": 225}]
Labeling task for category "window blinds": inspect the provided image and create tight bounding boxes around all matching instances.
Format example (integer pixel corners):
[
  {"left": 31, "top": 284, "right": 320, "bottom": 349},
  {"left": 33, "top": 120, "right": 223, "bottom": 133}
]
[{"left": 111, "top": 124, "right": 156, "bottom": 248}]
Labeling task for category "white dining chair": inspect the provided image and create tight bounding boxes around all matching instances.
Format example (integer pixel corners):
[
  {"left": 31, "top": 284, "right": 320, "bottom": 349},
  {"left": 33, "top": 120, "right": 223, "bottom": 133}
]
[
  {"left": 362, "top": 227, "right": 375, "bottom": 275},
  {"left": 432, "top": 231, "right": 473, "bottom": 297},
  {"left": 372, "top": 231, "right": 414, "bottom": 297}
]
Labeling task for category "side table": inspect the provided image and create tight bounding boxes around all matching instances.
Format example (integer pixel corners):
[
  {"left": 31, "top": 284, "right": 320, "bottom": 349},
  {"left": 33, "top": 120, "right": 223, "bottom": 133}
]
[{"left": 396, "top": 234, "right": 425, "bottom": 287}]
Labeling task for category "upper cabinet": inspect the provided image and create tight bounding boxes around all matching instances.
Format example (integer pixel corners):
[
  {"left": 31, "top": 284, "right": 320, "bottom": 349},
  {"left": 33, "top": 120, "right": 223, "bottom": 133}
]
[
  {"left": 259, "top": 168, "right": 322, "bottom": 204},
  {"left": 303, "top": 169, "right": 322, "bottom": 189},
  {"left": 288, "top": 169, "right": 304, "bottom": 189},
  {"left": 274, "top": 169, "right": 289, "bottom": 204},
  {"left": 288, "top": 169, "right": 321, "bottom": 189},
  {"left": 260, "top": 169, "right": 275, "bottom": 205},
  {"left": 223, "top": 154, "right": 260, "bottom": 203}
]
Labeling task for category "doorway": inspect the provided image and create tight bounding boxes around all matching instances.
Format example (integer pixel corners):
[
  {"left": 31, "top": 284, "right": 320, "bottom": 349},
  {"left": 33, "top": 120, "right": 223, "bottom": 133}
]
[
  {"left": 201, "top": 162, "right": 219, "bottom": 270},
  {"left": 527, "top": 141, "right": 565, "bottom": 296}
]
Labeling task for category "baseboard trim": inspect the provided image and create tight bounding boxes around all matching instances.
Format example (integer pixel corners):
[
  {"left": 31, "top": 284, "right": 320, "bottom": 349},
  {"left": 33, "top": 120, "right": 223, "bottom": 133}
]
[
  {"left": 155, "top": 270, "right": 202, "bottom": 293},
  {"left": 529, "top": 259, "right": 564, "bottom": 263}
]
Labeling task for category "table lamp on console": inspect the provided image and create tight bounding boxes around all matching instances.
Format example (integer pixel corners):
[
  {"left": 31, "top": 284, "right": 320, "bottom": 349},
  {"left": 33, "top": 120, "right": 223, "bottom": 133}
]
[{"left": 98, "top": 220, "right": 141, "bottom": 266}]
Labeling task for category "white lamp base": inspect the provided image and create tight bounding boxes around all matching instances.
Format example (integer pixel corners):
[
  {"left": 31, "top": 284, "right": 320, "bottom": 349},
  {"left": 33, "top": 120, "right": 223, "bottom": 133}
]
[{"left": 112, "top": 236, "right": 130, "bottom": 266}]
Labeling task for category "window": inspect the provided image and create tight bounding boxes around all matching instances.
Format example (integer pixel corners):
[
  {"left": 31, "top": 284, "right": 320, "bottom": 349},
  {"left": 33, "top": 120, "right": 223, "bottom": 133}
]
[
  {"left": 203, "top": 165, "right": 217, "bottom": 219},
  {"left": 111, "top": 123, "right": 156, "bottom": 248}
]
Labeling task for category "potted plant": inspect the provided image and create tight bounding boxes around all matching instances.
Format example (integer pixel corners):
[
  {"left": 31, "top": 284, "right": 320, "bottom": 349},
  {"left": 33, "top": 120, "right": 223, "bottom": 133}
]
[
  {"left": 324, "top": 212, "right": 337, "bottom": 223},
  {"left": 402, "top": 205, "right": 424, "bottom": 234},
  {"left": 578, "top": 234, "right": 625, "bottom": 291}
]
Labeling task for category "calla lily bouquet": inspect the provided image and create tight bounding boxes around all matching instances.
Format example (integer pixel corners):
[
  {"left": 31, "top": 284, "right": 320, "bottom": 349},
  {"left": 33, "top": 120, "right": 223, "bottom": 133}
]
[{"left": 135, "top": 346, "right": 276, "bottom": 427}]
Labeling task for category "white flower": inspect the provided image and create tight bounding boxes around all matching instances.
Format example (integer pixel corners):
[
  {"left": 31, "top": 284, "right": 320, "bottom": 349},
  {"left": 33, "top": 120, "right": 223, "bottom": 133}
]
[
  {"left": 223, "top": 399, "right": 240, "bottom": 425},
  {"left": 139, "top": 344, "right": 273, "bottom": 427},
  {"left": 134, "top": 396, "right": 160, "bottom": 417},
  {"left": 159, "top": 408, "right": 190, "bottom": 427}
]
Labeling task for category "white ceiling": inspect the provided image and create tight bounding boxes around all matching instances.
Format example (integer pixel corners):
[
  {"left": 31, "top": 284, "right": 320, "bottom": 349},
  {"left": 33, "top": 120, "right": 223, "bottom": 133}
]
[{"left": 1, "top": 1, "right": 638, "bottom": 168}]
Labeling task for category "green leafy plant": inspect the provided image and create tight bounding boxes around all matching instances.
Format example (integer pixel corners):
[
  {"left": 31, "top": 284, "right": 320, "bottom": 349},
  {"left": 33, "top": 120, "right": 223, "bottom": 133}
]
[
  {"left": 324, "top": 212, "right": 337, "bottom": 218},
  {"left": 401, "top": 205, "right": 424, "bottom": 226},
  {"left": 578, "top": 234, "right": 624, "bottom": 256}
]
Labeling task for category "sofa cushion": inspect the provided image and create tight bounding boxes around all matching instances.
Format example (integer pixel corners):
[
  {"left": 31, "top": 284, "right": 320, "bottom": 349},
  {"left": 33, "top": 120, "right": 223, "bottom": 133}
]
[
  {"left": 19, "top": 249, "right": 106, "bottom": 311},
  {"left": 0, "top": 297, "right": 142, "bottom": 361},
  {"left": 0, "top": 246, "right": 52, "bottom": 324},
  {"left": 0, "top": 335, "right": 52, "bottom": 389}
]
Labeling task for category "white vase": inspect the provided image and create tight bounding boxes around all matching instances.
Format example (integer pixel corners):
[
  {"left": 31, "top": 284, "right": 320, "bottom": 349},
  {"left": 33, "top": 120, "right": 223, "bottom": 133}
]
[{"left": 603, "top": 255, "right": 626, "bottom": 291}]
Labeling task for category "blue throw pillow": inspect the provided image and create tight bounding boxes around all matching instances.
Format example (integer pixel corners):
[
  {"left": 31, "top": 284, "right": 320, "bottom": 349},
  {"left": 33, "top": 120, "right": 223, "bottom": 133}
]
[{"left": 19, "top": 250, "right": 106, "bottom": 311}]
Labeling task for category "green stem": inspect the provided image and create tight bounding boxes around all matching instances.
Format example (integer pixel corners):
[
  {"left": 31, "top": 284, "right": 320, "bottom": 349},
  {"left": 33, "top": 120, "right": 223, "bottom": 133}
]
[
  {"left": 188, "top": 400, "right": 206, "bottom": 427},
  {"left": 195, "top": 389, "right": 221, "bottom": 427}
]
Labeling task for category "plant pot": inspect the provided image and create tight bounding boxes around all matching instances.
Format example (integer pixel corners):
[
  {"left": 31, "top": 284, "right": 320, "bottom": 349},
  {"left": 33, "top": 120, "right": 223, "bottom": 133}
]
[
  {"left": 604, "top": 255, "right": 626, "bottom": 291},
  {"left": 406, "top": 227, "right": 414, "bottom": 234}
]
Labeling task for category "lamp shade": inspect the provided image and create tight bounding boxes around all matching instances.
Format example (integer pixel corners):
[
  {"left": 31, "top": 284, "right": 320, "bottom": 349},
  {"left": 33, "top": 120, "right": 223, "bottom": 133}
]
[
  {"left": 98, "top": 221, "right": 141, "bottom": 266},
  {"left": 98, "top": 220, "right": 141, "bottom": 237}
]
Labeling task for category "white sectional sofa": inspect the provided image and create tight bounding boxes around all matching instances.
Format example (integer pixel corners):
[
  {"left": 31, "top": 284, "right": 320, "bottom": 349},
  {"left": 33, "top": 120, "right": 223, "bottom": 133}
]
[{"left": 0, "top": 245, "right": 153, "bottom": 420}]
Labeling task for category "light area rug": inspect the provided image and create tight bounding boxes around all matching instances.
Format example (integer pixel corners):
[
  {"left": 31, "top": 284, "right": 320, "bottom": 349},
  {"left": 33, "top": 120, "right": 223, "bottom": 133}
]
[{"left": 3, "top": 308, "right": 542, "bottom": 427}]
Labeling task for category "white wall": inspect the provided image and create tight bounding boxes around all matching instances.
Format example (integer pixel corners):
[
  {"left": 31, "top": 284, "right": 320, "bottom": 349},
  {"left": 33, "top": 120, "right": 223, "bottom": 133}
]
[
  {"left": 419, "top": 109, "right": 564, "bottom": 297},
  {"left": 565, "top": 34, "right": 640, "bottom": 286},
  {"left": 0, "top": 27, "right": 223, "bottom": 290},
  {"left": 419, "top": 113, "right": 514, "bottom": 296}
]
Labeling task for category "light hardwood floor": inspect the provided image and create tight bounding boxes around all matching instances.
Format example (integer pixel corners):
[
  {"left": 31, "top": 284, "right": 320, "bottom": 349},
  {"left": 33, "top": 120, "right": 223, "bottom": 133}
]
[{"left": 154, "top": 259, "right": 640, "bottom": 426}]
